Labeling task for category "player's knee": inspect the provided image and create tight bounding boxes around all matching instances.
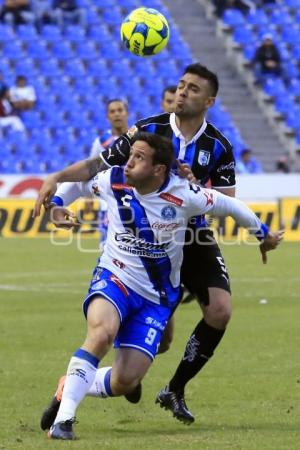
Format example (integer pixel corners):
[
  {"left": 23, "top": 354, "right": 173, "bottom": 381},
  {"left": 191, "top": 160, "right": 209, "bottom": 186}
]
[
  {"left": 112, "top": 372, "right": 141, "bottom": 395},
  {"left": 87, "top": 325, "right": 114, "bottom": 351},
  {"left": 204, "top": 292, "right": 232, "bottom": 328}
]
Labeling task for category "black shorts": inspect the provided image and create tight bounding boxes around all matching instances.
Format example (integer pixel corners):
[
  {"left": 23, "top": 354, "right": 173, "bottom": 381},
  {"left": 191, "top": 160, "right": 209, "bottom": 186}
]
[{"left": 181, "top": 229, "right": 231, "bottom": 305}]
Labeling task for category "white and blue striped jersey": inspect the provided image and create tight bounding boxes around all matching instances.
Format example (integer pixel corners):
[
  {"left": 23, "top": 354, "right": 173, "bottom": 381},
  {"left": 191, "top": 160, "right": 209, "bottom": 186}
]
[{"left": 55, "top": 167, "right": 265, "bottom": 307}]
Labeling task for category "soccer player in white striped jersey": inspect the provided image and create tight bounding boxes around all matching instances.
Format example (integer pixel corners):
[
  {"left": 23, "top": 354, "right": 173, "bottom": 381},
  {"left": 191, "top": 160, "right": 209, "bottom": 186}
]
[{"left": 35, "top": 132, "right": 283, "bottom": 440}]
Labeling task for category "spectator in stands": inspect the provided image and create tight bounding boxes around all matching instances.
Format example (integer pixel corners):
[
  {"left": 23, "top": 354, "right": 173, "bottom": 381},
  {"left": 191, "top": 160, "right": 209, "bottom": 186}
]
[
  {"left": 275, "top": 156, "right": 290, "bottom": 173},
  {"left": 0, "top": 0, "right": 35, "bottom": 27},
  {"left": 0, "top": 87, "right": 25, "bottom": 132},
  {"left": 236, "top": 148, "right": 263, "bottom": 173},
  {"left": 213, "top": 0, "right": 254, "bottom": 17},
  {"left": 52, "top": 0, "right": 86, "bottom": 28},
  {"left": 253, "top": 34, "right": 281, "bottom": 85},
  {"left": 31, "top": 0, "right": 52, "bottom": 27},
  {"left": 161, "top": 85, "right": 176, "bottom": 113},
  {"left": 9, "top": 75, "right": 37, "bottom": 111}
]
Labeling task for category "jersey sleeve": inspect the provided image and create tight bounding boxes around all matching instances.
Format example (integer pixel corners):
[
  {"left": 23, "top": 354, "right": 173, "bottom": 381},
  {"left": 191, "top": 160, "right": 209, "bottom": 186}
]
[
  {"left": 100, "top": 125, "right": 139, "bottom": 167},
  {"left": 210, "top": 145, "right": 236, "bottom": 189},
  {"left": 186, "top": 184, "right": 267, "bottom": 236},
  {"left": 84, "top": 169, "right": 111, "bottom": 201},
  {"left": 53, "top": 170, "right": 111, "bottom": 206}
]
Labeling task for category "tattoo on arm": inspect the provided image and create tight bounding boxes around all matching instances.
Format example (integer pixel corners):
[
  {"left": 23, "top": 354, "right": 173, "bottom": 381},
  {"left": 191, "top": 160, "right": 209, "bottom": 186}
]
[{"left": 86, "top": 157, "right": 107, "bottom": 178}]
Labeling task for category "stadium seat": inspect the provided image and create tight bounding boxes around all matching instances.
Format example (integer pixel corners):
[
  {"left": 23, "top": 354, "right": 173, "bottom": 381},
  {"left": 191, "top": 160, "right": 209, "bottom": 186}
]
[
  {"left": 233, "top": 26, "right": 255, "bottom": 46},
  {"left": 285, "top": 0, "right": 300, "bottom": 8},
  {"left": 41, "top": 25, "right": 62, "bottom": 42},
  {"left": 269, "top": 9, "right": 293, "bottom": 26},
  {"left": 64, "top": 25, "right": 86, "bottom": 43},
  {"left": 263, "top": 78, "right": 287, "bottom": 97},
  {"left": 51, "top": 42, "right": 74, "bottom": 60},
  {"left": 288, "top": 78, "right": 300, "bottom": 97},
  {"left": 0, "top": 24, "right": 15, "bottom": 42},
  {"left": 16, "top": 25, "right": 38, "bottom": 42},
  {"left": 281, "top": 26, "right": 300, "bottom": 45},
  {"left": 246, "top": 10, "right": 269, "bottom": 27},
  {"left": 222, "top": 9, "right": 245, "bottom": 28}
]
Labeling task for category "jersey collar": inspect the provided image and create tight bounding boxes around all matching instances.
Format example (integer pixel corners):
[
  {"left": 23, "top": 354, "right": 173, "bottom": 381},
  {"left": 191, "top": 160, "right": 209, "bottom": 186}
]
[{"left": 170, "top": 113, "right": 207, "bottom": 144}]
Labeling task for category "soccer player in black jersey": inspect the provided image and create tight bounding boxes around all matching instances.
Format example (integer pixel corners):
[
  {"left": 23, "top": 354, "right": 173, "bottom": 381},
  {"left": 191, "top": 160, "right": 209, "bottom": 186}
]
[{"left": 35, "top": 64, "right": 237, "bottom": 425}]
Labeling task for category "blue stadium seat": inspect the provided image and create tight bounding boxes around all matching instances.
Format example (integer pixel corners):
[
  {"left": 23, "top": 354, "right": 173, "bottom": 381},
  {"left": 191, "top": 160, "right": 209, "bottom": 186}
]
[
  {"left": 283, "top": 61, "right": 300, "bottom": 79},
  {"left": 290, "top": 45, "right": 300, "bottom": 60},
  {"left": 102, "top": 7, "right": 123, "bottom": 24},
  {"left": 281, "top": 26, "right": 300, "bottom": 45},
  {"left": 0, "top": 24, "right": 15, "bottom": 42},
  {"left": 38, "top": 59, "right": 61, "bottom": 77},
  {"left": 269, "top": 9, "right": 293, "bottom": 26},
  {"left": 2, "top": 41, "right": 25, "bottom": 60},
  {"left": 233, "top": 26, "right": 255, "bottom": 46},
  {"left": 41, "top": 25, "right": 62, "bottom": 42},
  {"left": 222, "top": 9, "right": 245, "bottom": 28},
  {"left": 263, "top": 78, "right": 287, "bottom": 97},
  {"left": 16, "top": 25, "right": 38, "bottom": 42},
  {"left": 51, "top": 42, "right": 74, "bottom": 61},
  {"left": 246, "top": 10, "right": 269, "bottom": 27},
  {"left": 289, "top": 78, "right": 300, "bottom": 97},
  {"left": 75, "top": 41, "right": 99, "bottom": 60},
  {"left": 64, "top": 25, "right": 86, "bottom": 43},
  {"left": 274, "top": 96, "right": 295, "bottom": 115},
  {"left": 26, "top": 40, "right": 50, "bottom": 61},
  {"left": 285, "top": 0, "right": 300, "bottom": 8}
]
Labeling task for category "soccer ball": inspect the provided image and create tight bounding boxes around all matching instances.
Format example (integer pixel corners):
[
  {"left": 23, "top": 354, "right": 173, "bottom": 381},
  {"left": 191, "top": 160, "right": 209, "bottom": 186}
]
[{"left": 120, "top": 7, "right": 170, "bottom": 57}]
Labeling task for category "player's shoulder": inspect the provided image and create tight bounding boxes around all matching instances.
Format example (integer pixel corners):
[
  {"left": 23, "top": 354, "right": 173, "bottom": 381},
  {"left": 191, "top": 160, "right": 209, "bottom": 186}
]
[
  {"left": 137, "top": 112, "right": 170, "bottom": 128},
  {"left": 204, "top": 122, "right": 233, "bottom": 152},
  {"left": 163, "top": 173, "right": 197, "bottom": 201}
]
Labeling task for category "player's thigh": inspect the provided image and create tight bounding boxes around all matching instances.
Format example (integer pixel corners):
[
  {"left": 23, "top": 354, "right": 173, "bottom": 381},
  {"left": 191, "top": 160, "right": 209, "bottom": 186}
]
[
  {"left": 181, "top": 230, "right": 231, "bottom": 305},
  {"left": 112, "top": 347, "right": 152, "bottom": 384},
  {"left": 86, "top": 296, "right": 120, "bottom": 336}
]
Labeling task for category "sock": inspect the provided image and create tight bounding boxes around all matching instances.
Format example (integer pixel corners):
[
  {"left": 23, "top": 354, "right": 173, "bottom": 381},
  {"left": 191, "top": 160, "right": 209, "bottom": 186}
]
[
  {"left": 54, "top": 349, "right": 99, "bottom": 424},
  {"left": 168, "top": 319, "right": 225, "bottom": 393},
  {"left": 87, "top": 367, "right": 114, "bottom": 397}
]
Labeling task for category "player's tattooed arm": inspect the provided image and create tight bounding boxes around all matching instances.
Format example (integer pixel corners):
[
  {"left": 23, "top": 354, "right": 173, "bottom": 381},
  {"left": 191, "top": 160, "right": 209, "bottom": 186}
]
[
  {"left": 33, "top": 157, "right": 107, "bottom": 217},
  {"left": 86, "top": 156, "right": 107, "bottom": 178}
]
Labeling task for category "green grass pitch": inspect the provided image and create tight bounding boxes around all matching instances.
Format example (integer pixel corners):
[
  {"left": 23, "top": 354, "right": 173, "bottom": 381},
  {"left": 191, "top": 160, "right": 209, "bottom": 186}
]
[{"left": 0, "top": 238, "right": 299, "bottom": 450}]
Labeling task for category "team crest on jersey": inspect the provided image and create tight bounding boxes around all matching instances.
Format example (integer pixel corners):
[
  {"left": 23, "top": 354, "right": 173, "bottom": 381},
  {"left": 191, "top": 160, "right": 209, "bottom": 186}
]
[
  {"left": 91, "top": 182, "right": 101, "bottom": 197},
  {"left": 161, "top": 205, "right": 177, "bottom": 221},
  {"left": 92, "top": 279, "right": 107, "bottom": 290},
  {"left": 198, "top": 150, "right": 210, "bottom": 166}
]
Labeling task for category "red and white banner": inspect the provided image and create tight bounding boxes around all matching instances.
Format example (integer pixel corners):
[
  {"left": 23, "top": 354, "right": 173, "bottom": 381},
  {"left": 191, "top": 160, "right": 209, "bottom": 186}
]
[{"left": 0, "top": 175, "right": 46, "bottom": 198}]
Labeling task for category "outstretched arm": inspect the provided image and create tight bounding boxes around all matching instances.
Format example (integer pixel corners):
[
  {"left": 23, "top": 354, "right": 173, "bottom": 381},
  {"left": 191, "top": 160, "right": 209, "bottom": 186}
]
[
  {"left": 208, "top": 189, "right": 284, "bottom": 263},
  {"left": 33, "top": 157, "right": 105, "bottom": 217}
]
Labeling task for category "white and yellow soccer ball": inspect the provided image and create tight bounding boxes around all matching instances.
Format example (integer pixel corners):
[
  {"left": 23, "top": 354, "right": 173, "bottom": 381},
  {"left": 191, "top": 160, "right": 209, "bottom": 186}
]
[{"left": 120, "top": 7, "right": 170, "bottom": 57}]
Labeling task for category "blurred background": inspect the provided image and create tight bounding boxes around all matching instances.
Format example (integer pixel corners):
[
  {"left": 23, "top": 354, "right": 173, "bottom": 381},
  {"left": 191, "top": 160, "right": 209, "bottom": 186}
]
[{"left": 0, "top": 0, "right": 299, "bottom": 240}]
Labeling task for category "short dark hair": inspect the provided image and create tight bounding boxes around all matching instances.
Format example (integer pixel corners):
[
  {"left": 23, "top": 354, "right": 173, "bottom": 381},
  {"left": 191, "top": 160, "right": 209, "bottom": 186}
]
[
  {"left": 162, "top": 85, "right": 177, "bottom": 98},
  {"left": 131, "top": 132, "right": 174, "bottom": 175},
  {"left": 183, "top": 63, "right": 219, "bottom": 96},
  {"left": 16, "top": 75, "right": 26, "bottom": 82},
  {"left": 106, "top": 98, "right": 128, "bottom": 111}
]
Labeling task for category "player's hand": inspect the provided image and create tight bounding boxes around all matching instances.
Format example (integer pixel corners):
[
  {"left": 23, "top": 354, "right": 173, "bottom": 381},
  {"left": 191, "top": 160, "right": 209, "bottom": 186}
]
[
  {"left": 33, "top": 174, "right": 59, "bottom": 217},
  {"left": 176, "top": 160, "right": 197, "bottom": 184},
  {"left": 259, "top": 229, "right": 284, "bottom": 264},
  {"left": 50, "top": 206, "right": 80, "bottom": 229}
]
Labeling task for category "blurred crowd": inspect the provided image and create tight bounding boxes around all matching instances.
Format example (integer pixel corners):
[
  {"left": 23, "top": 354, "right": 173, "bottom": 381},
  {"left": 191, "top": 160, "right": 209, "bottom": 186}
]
[{"left": 0, "top": 0, "right": 85, "bottom": 29}]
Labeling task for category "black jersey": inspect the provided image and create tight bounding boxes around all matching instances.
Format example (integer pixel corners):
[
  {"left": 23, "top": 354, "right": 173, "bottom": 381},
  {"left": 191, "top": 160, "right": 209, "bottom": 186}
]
[{"left": 100, "top": 112, "right": 236, "bottom": 226}]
